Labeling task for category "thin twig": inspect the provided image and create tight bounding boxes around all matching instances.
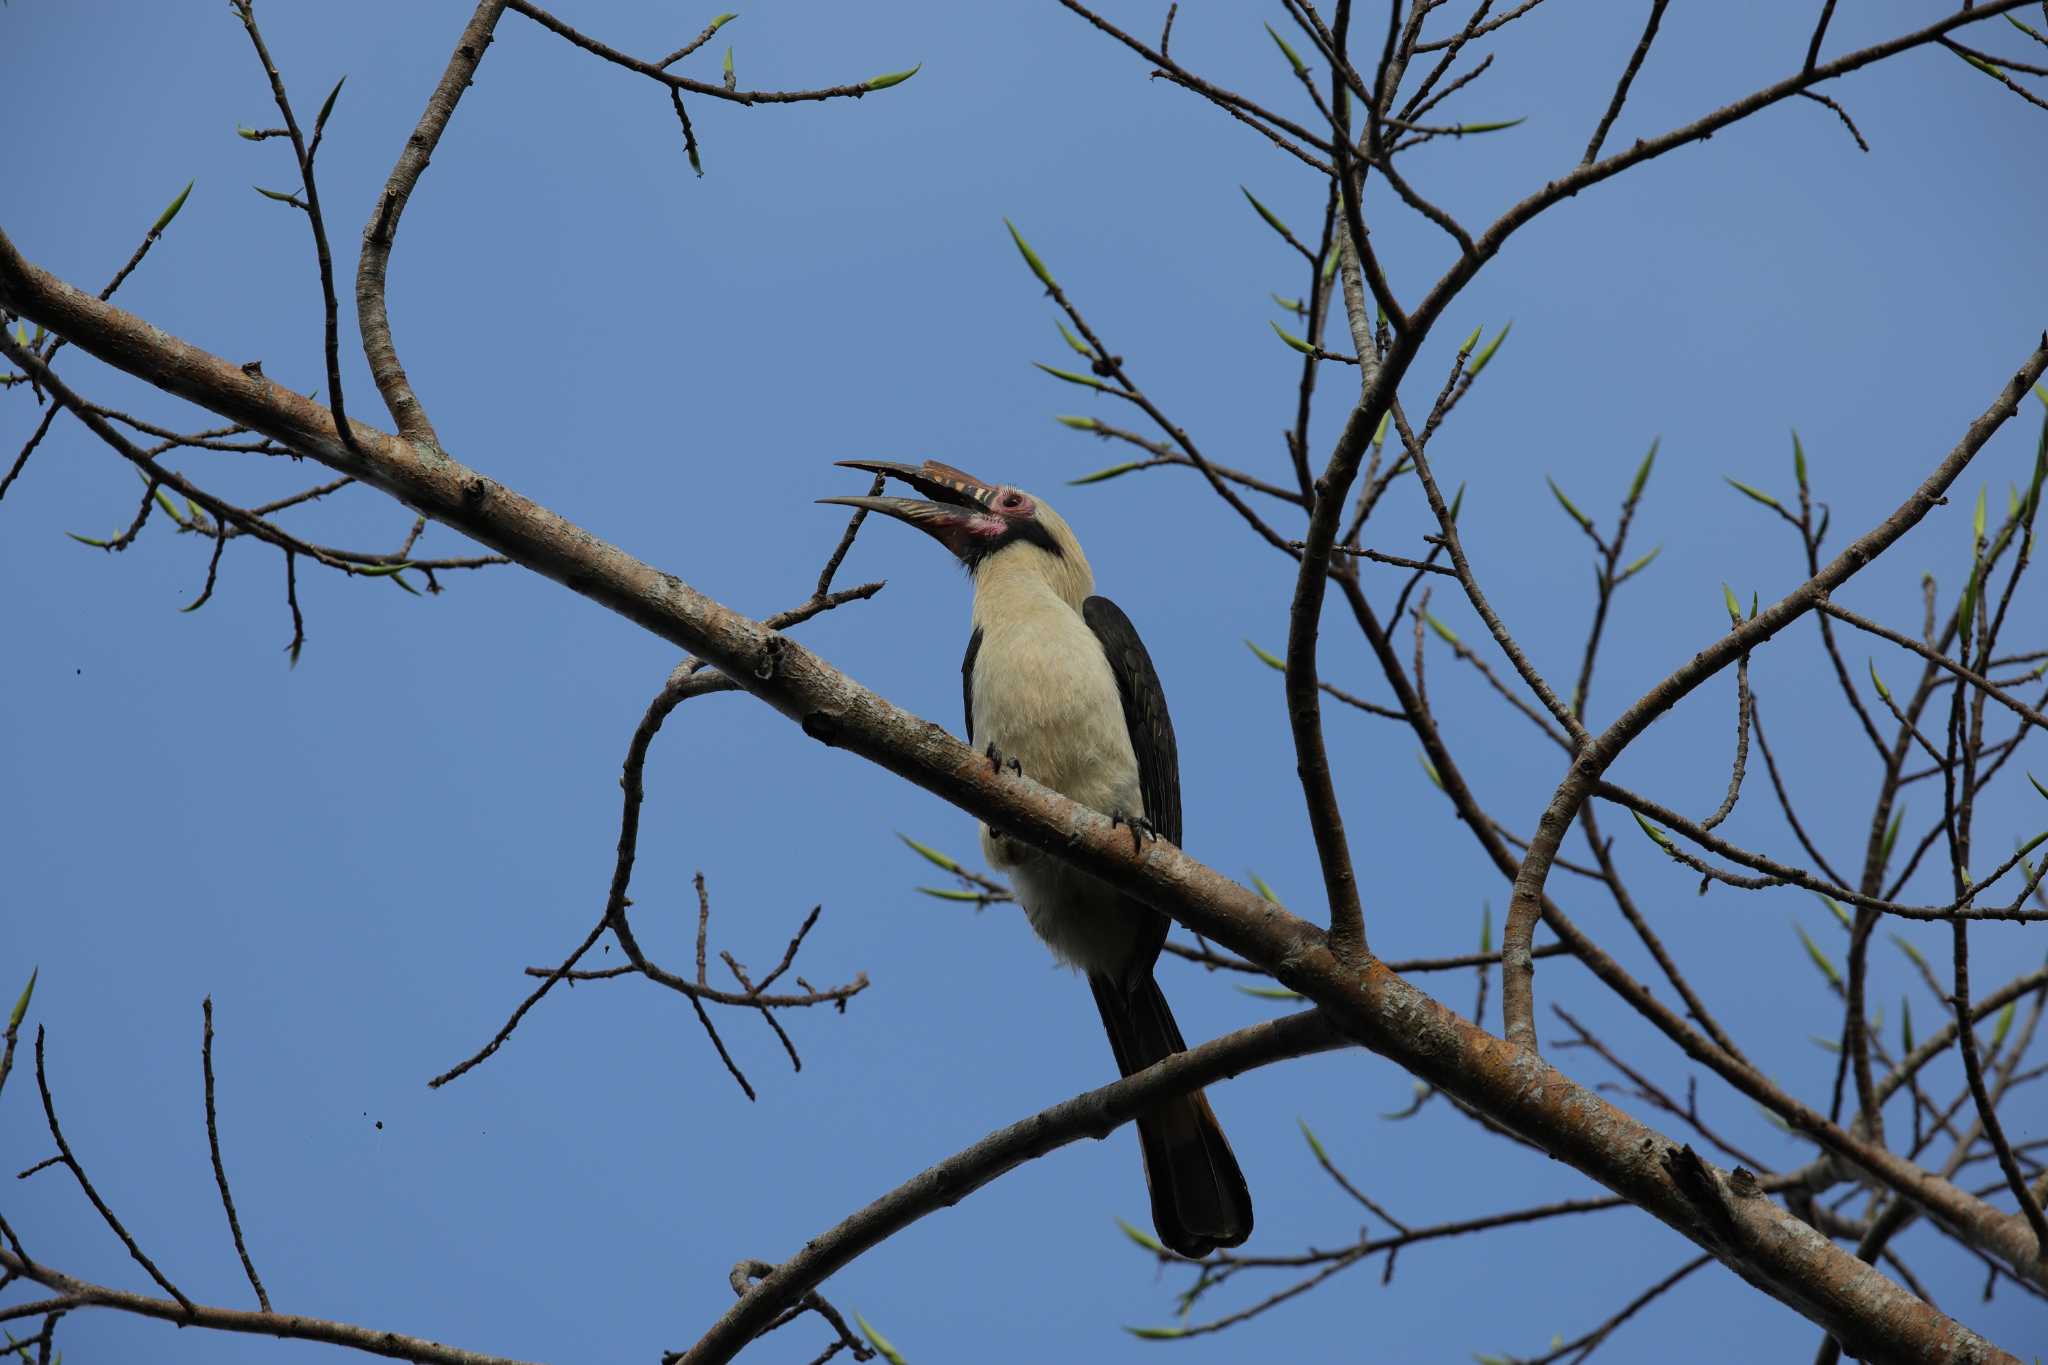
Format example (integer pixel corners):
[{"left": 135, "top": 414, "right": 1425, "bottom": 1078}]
[
  {"left": 32, "top": 1029, "right": 193, "bottom": 1312},
  {"left": 201, "top": 999, "right": 271, "bottom": 1311}
]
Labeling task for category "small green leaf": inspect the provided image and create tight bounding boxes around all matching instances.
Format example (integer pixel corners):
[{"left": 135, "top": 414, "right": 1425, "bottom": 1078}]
[
  {"left": 1465, "top": 320, "right": 1511, "bottom": 378},
  {"left": 1382, "top": 1080, "right": 1431, "bottom": 1121},
  {"left": 2007, "top": 13, "right": 2048, "bottom": 44},
  {"left": 1423, "top": 612, "right": 1460, "bottom": 647},
  {"left": 1249, "top": 872, "right": 1282, "bottom": 904},
  {"left": 1032, "top": 362, "right": 1109, "bottom": 392},
  {"left": 65, "top": 532, "right": 114, "bottom": 548},
  {"left": 1270, "top": 293, "right": 1303, "bottom": 314},
  {"left": 314, "top": 74, "right": 347, "bottom": 136},
  {"left": 853, "top": 1311, "right": 909, "bottom": 1365},
  {"left": 1721, "top": 582, "right": 1743, "bottom": 627},
  {"left": 1632, "top": 809, "right": 1674, "bottom": 851},
  {"left": 1619, "top": 544, "right": 1663, "bottom": 579},
  {"left": 1117, "top": 1217, "right": 1166, "bottom": 1253},
  {"left": 1418, "top": 751, "right": 1443, "bottom": 791},
  {"left": 1880, "top": 807, "right": 1903, "bottom": 868},
  {"left": 2030, "top": 773, "right": 2047, "bottom": 802},
  {"left": 1455, "top": 117, "right": 1525, "bottom": 134},
  {"left": 1795, "top": 923, "right": 1843, "bottom": 990},
  {"left": 151, "top": 179, "right": 195, "bottom": 235},
  {"left": 1955, "top": 48, "right": 2005, "bottom": 78},
  {"left": 1990, "top": 1000, "right": 2017, "bottom": 1052},
  {"left": 235, "top": 124, "right": 263, "bottom": 141},
  {"left": 1755, "top": 1102, "right": 1795, "bottom": 1133},
  {"left": 864, "top": 62, "right": 922, "bottom": 91},
  {"left": 8, "top": 968, "right": 35, "bottom": 1031},
  {"left": 1264, "top": 23, "right": 1308, "bottom": 76},
  {"left": 1241, "top": 186, "right": 1295, "bottom": 243},
  {"left": 1457, "top": 323, "right": 1482, "bottom": 356},
  {"left": 1816, "top": 894, "right": 1850, "bottom": 930},
  {"left": 1373, "top": 410, "right": 1391, "bottom": 448},
  {"left": 1811, "top": 1033, "right": 1841, "bottom": 1054},
  {"left": 1957, "top": 564, "right": 1981, "bottom": 638},
  {"left": 1245, "top": 640, "right": 1285, "bottom": 671},
  {"left": 1298, "top": 1118, "right": 1329, "bottom": 1163},
  {"left": 152, "top": 485, "right": 183, "bottom": 523},
  {"left": 915, "top": 886, "right": 986, "bottom": 902},
  {"left": 896, "top": 833, "right": 961, "bottom": 874},
  {"left": 349, "top": 561, "right": 414, "bottom": 577},
  {"left": 1479, "top": 904, "right": 1492, "bottom": 954},
  {"left": 1901, "top": 996, "right": 1914, "bottom": 1054},
  {"left": 1068, "top": 461, "right": 1146, "bottom": 486},
  {"left": 1868, "top": 660, "right": 1890, "bottom": 703},
  {"left": 253, "top": 184, "right": 301, "bottom": 205},
  {"left": 1237, "top": 984, "right": 1304, "bottom": 1000},
  {"left": 1545, "top": 476, "right": 1592, "bottom": 531},
  {"left": 1270, "top": 320, "right": 1317, "bottom": 355},
  {"left": 1321, "top": 243, "right": 1339, "bottom": 282},
  {"left": 1448, "top": 483, "right": 1466, "bottom": 523},
  {"left": 1055, "top": 321, "right": 1094, "bottom": 358},
  {"left": 1054, "top": 414, "right": 1098, "bottom": 431},
  {"left": 1889, "top": 932, "right": 1927, "bottom": 971},
  {"left": 1127, "top": 1326, "right": 1189, "bottom": 1340},
  {"left": 1725, "top": 477, "right": 1783, "bottom": 512},
  {"left": 721, "top": 45, "right": 734, "bottom": 84},
  {"left": 1973, "top": 486, "right": 1987, "bottom": 544}
]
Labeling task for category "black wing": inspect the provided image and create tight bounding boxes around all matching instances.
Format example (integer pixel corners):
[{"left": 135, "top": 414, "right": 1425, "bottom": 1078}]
[
  {"left": 1084, "top": 595, "right": 1181, "bottom": 990},
  {"left": 1083, "top": 596, "right": 1181, "bottom": 846},
  {"left": 961, "top": 625, "right": 983, "bottom": 744}
]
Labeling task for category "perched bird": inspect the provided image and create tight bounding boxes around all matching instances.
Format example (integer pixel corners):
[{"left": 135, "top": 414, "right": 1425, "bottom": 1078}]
[{"left": 824, "top": 458, "right": 1252, "bottom": 1257}]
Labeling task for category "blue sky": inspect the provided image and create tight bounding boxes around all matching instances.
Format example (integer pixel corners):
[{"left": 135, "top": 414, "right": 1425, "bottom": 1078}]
[{"left": 3, "top": 2, "right": 2045, "bottom": 1361}]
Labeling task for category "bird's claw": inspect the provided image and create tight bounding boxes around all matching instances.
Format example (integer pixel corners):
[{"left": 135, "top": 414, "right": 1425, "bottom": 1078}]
[
  {"left": 1110, "top": 810, "right": 1159, "bottom": 852},
  {"left": 984, "top": 741, "right": 1023, "bottom": 778}
]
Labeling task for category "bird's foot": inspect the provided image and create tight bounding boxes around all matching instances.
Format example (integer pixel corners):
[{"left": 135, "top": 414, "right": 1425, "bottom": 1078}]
[
  {"left": 1110, "top": 810, "right": 1159, "bottom": 852},
  {"left": 984, "top": 741, "right": 1023, "bottom": 777}
]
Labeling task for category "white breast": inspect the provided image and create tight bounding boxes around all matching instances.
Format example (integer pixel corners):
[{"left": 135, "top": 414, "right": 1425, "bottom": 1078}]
[
  {"left": 970, "top": 575, "right": 1147, "bottom": 974},
  {"left": 971, "top": 589, "right": 1140, "bottom": 818}
]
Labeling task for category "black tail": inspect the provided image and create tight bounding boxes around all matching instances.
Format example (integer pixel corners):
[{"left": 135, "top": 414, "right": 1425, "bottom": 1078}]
[{"left": 1089, "top": 970, "right": 1253, "bottom": 1257}]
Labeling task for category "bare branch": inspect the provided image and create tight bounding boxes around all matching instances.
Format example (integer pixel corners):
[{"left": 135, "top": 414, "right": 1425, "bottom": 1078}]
[
  {"left": 356, "top": 1, "right": 508, "bottom": 447},
  {"left": 0, "top": 1248, "right": 541, "bottom": 1365},
  {"left": 201, "top": 1000, "right": 270, "bottom": 1312},
  {"left": 671, "top": 1010, "right": 1344, "bottom": 1364},
  {"left": 1584, "top": 0, "right": 1673, "bottom": 164}
]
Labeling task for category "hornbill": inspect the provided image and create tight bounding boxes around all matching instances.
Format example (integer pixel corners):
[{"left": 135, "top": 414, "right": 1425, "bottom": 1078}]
[{"left": 824, "top": 458, "right": 1252, "bottom": 1257}]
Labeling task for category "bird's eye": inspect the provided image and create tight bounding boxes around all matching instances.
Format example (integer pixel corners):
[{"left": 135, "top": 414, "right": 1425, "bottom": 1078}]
[{"left": 997, "top": 490, "right": 1028, "bottom": 512}]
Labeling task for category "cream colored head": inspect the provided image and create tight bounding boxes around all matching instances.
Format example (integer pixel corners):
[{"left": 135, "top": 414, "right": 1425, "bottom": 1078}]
[
  {"left": 823, "top": 459, "right": 1096, "bottom": 608},
  {"left": 964, "top": 487, "right": 1094, "bottom": 610}
]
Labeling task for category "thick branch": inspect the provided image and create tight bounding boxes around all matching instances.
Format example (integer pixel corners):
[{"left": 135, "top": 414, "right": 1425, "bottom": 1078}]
[
  {"left": 355, "top": 1, "right": 508, "bottom": 446},
  {"left": 671, "top": 1010, "right": 1344, "bottom": 1363},
  {"left": 0, "top": 1250, "right": 541, "bottom": 1365}
]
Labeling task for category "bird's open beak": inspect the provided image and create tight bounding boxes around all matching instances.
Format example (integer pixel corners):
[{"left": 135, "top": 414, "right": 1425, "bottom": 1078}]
[{"left": 821, "top": 459, "right": 1003, "bottom": 560}]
